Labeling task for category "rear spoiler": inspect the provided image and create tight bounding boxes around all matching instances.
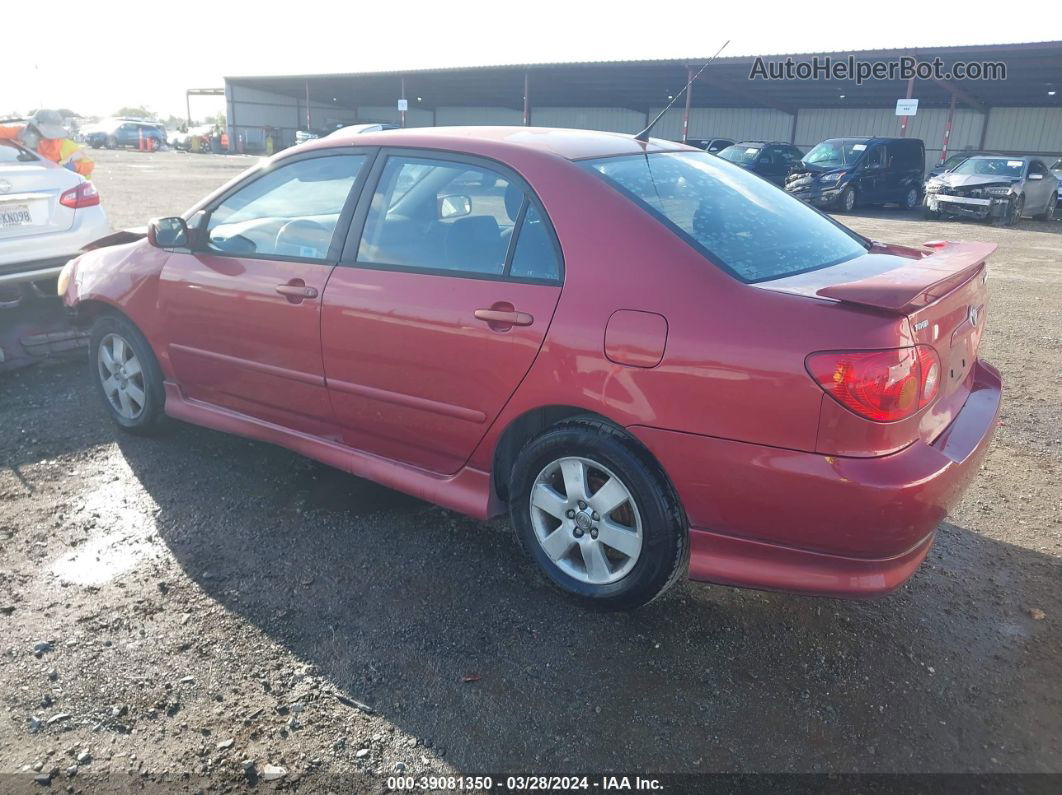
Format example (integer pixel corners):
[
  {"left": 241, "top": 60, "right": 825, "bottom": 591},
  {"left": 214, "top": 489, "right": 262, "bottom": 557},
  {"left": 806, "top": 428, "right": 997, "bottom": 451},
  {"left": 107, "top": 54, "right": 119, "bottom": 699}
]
[
  {"left": 817, "top": 241, "right": 996, "bottom": 314},
  {"left": 80, "top": 227, "right": 146, "bottom": 252}
]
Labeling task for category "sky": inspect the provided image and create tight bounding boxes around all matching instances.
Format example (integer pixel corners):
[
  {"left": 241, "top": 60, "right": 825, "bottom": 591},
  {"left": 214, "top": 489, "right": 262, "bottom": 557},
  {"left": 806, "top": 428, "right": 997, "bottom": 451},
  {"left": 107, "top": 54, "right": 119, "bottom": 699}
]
[{"left": 7, "top": 1, "right": 1058, "bottom": 121}]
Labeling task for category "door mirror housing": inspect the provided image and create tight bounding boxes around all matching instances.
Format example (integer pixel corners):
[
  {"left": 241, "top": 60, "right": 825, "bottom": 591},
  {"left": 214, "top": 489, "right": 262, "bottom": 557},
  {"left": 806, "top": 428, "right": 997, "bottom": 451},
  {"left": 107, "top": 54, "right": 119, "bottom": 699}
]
[
  {"left": 438, "top": 194, "right": 472, "bottom": 220},
  {"left": 148, "top": 216, "right": 189, "bottom": 248}
]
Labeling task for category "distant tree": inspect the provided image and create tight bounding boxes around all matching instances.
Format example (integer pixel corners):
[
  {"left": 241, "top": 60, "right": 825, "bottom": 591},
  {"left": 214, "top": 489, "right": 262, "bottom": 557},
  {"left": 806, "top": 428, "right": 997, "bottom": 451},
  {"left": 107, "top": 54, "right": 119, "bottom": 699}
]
[
  {"left": 114, "top": 106, "right": 156, "bottom": 120},
  {"left": 204, "top": 112, "right": 227, "bottom": 128}
]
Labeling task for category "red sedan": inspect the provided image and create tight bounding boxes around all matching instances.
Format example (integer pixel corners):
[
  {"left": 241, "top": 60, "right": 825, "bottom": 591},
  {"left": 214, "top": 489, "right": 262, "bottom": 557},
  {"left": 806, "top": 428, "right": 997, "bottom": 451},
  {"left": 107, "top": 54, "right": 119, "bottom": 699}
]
[{"left": 60, "top": 127, "right": 1001, "bottom": 609}]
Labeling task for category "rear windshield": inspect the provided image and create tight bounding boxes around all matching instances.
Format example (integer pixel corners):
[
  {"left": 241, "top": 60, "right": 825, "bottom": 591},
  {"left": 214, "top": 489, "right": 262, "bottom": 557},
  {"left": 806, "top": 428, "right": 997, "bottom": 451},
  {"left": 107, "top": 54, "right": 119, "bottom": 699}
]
[
  {"left": 0, "top": 139, "right": 37, "bottom": 163},
  {"left": 581, "top": 151, "right": 867, "bottom": 283}
]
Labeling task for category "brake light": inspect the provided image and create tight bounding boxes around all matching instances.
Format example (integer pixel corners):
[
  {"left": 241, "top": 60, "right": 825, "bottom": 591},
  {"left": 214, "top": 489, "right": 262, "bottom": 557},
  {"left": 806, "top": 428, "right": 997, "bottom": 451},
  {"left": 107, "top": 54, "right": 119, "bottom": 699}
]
[
  {"left": 806, "top": 346, "right": 941, "bottom": 422},
  {"left": 59, "top": 181, "right": 100, "bottom": 209}
]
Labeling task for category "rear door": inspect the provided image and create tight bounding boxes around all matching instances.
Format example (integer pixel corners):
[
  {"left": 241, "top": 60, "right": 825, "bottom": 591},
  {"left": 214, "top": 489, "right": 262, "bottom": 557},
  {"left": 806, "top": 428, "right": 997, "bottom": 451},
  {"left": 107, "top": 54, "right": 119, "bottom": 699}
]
[
  {"left": 0, "top": 141, "right": 79, "bottom": 245},
  {"left": 321, "top": 149, "right": 563, "bottom": 474},
  {"left": 1026, "top": 159, "right": 1052, "bottom": 212},
  {"left": 158, "top": 150, "right": 372, "bottom": 435}
]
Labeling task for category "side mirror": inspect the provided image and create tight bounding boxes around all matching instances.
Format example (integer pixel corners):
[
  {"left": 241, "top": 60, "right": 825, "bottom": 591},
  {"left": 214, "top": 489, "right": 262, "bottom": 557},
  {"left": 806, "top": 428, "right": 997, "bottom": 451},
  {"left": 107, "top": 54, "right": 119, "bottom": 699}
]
[
  {"left": 438, "top": 194, "right": 472, "bottom": 220},
  {"left": 1028, "top": 172, "right": 1043, "bottom": 181},
  {"left": 148, "top": 216, "right": 189, "bottom": 248}
]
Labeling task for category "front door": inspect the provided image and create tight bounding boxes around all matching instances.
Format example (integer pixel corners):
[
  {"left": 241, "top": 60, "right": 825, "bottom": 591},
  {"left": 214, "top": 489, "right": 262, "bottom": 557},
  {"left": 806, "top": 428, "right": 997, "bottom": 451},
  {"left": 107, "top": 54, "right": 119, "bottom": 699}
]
[
  {"left": 321, "top": 151, "right": 564, "bottom": 474},
  {"left": 158, "top": 151, "right": 371, "bottom": 436}
]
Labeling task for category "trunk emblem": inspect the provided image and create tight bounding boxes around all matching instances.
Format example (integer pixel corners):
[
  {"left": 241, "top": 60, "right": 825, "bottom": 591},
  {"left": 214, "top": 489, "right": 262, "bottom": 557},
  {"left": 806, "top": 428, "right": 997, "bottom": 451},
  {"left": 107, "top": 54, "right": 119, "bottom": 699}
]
[
  {"left": 913, "top": 320, "right": 929, "bottom": 332},
  {"left": 0, "top": 180, "right": 11, "bottom": 194}
]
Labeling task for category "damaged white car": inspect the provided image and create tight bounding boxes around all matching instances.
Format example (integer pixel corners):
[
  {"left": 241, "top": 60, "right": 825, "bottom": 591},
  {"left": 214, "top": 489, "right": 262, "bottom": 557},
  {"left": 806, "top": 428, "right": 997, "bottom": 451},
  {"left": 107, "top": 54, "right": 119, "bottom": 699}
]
[{"left": 923, "top": 155, "right": 1058, "bottom": 224}]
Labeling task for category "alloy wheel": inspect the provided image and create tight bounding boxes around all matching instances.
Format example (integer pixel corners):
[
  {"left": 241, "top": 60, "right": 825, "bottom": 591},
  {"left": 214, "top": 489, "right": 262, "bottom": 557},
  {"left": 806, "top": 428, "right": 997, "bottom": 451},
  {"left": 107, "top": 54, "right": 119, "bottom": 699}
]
[
  {"left": 97, "top": 333, "right": 147, "bottom": 420},
  {"left": 529, "top": 456, "right": 643, "bottom": 585},
  {"left": 842, "top": 189, "right": 855, "bottom": 212}
]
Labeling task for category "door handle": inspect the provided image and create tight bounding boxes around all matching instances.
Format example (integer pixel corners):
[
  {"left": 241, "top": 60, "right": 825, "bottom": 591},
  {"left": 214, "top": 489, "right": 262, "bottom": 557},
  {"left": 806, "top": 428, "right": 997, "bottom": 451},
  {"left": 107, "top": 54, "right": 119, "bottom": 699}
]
[
  {"left": 474, "top": 308, "right": 534, "bottom": 329},
  {"left": 275, "top": 283, "right": 318, "bottom": 300}
]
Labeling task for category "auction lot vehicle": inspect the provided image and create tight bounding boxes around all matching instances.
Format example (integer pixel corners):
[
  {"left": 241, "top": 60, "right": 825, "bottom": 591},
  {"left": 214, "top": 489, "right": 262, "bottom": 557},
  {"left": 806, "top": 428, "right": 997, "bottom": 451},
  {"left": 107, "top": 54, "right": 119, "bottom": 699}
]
[
  {"left": 717, "top": 141, "right": 803, "bottom": 185},
  {"left": 1, "top": 139, "right": 108, "bottom": 297},
  {"left": 61, "top": 127, "right": 1000, "bottom": 609},
  {"left": 85, "top": 120, "right": 166, "bottom": 150},
  {"left": 924, "top": 156, "right": 1058, "bottom": 224},
  {"left": 786, "top": 137, "right": 925, "bottom": 212}
]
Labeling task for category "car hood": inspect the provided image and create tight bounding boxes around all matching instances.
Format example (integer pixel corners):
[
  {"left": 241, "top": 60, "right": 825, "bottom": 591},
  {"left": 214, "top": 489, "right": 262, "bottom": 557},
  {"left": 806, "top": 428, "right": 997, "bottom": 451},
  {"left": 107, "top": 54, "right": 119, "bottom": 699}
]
[{"left": 930, "top": 173, "right": 1017, "bottom": 190}]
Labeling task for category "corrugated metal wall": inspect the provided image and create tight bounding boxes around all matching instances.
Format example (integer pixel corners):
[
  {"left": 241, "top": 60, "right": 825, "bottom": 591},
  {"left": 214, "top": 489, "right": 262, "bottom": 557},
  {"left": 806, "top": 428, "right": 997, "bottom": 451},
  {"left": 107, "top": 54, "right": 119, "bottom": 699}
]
[
  {"left": 984, "top": 108, "right": 1062, "bottom": 154},
  {"left": 229, "top": 78, "right": 1062, "bottom": 164}
]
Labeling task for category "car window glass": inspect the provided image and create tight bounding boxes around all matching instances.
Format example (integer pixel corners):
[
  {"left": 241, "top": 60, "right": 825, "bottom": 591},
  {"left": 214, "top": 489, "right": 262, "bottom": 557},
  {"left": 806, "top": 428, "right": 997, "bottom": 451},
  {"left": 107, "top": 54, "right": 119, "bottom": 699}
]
[
  {"left": 358, "top": 156, "right": 516, "bottom": 276},
  {"left": 207, "top": 154, "right": 366, "bottom": 260},
  {"left": 866, "top": 146, "right": 886, "bottom": 168},
  {"left": 509, "top": 204, "right": 561, "bottom": 281}
]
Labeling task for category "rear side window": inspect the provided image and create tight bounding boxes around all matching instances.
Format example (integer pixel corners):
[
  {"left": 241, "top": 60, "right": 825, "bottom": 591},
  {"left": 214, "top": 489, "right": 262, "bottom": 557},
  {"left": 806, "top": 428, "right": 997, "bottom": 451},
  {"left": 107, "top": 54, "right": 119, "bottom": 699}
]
[
  {"left": 207, "top": 154, "right": 366, "bottom": 260},
  {"left": 356, "top": 155, "right": 560, "bottom": 282},
  {"left": 582, "top": 151, "right": 867, "bottom": 283}
]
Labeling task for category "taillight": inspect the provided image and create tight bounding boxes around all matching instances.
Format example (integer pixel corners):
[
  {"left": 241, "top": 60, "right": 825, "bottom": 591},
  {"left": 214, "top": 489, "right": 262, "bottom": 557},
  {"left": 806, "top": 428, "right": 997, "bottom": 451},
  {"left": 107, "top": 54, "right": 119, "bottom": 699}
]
[
  {"left": 59, "top": 181, "right": 100, "bottom": 209},
  {"left": 806, "top": 346, "right": 941, "bottom": 422}
]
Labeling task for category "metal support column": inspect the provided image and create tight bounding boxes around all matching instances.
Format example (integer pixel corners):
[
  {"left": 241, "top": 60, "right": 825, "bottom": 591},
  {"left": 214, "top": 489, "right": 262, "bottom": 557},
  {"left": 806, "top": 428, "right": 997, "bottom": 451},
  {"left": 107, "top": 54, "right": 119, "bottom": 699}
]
[
  {"left": 400, "top": 77, "right": 406, "bottom": 128},
  {"left": 939, "top": 92, "right": 957, "bottom": 166},
  {"left": 305, "top": 81, "right": 311, "bottom": 130},
  {"left": 523, "top": 72, "right": 531, "bottom": 126}
]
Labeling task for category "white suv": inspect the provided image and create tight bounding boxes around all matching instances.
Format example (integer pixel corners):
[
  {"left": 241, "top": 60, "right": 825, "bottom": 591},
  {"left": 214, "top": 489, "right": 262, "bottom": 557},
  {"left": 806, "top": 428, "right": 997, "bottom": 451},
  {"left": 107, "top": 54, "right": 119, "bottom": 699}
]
[{"left": 0, "top": 138, "right": 109, "bottom": 300}]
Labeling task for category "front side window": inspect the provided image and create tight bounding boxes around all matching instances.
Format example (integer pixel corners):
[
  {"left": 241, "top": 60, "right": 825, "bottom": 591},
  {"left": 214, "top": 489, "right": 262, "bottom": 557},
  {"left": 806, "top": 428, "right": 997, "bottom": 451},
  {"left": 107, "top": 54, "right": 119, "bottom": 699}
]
[
  {"left": 582, "top": 151, "right": 867, "bottom": 283},
  {"left": 358, "top": 156, "right": 520, "bottom": 276},
  {"left": 207, "top": 154, "right": 366, "bottom": 260}
]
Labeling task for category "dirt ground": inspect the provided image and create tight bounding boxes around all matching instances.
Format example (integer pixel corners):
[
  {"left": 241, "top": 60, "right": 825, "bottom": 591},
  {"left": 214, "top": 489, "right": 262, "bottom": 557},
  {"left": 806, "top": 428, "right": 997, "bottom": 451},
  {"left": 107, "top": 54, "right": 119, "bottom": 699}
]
[{"left": 0, "top": 148, "right": 1060, "bottom": 790}]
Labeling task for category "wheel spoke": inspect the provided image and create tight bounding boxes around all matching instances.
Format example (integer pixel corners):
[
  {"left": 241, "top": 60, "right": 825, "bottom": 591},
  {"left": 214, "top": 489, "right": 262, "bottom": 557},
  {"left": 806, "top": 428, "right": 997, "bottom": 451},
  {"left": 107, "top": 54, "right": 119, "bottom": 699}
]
[
  {"left": 125, "top": 382, "right": 146, "bottom": 408},
  {"left": 531, "top": 484, "right": 568, "bottom": 520},
  {"left": 588, "top": 476, "right": 628, "bottom": 516},
  {"left": 540, "top": 527, "right": 575, "bottom": 561},
  {"left": 596, "top": 519, "right": 641, "bottom": 558},
  {"left": 112, "top": 336, "right": 127, "bottom": 364},
  {"left": 559, "top": 459, "right": 588, "bottom": 502},
  {"left": 118, "top": 390, "right": 134, "bottom": 416},
  {"left": 100, "top": 345, "right": 118, "bottom": 373},
  {"left": 580, "top": 541, "right": 611, "bottom": 583},
  {"left": 101, "top": 375, "right": 118, "bottom": 396},
  {"left": 123, "top": 357, "right": 142, "bottom": 378}
]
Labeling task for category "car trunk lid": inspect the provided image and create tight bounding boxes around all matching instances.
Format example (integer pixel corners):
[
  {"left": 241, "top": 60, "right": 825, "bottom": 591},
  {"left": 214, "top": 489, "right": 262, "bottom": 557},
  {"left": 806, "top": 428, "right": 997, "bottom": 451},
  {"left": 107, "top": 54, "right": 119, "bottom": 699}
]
[
  {"left": 0, "top": 159, "right": 80, "bottom": 241},
  {"left": 759, "top": 240, "right": 993, "bottom": 444}
]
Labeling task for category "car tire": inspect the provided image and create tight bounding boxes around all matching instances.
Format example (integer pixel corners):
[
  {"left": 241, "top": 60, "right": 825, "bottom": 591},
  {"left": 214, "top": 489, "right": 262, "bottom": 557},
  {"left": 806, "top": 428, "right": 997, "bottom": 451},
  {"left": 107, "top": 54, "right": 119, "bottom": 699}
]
[
  {"left": 105, "top": 135, "right": 118, "bottom": 149},
  {"left": 90, "top": 313, "right": 167, "bottom": 435},
  {"left": 1005, "top": 194, "right": 1024, "bottom": 226},
  {"left": 1034, "top": 193, "right": 1057, "bottom": 221},
  {"left": 902, "top": 187, "right": 919, "bottom": 210},
  {"left": 837, "top": 186, "right": 856, "bottom": 213},
  {"left": 508, "top": 416, "right": 688, "bottom": 611}
]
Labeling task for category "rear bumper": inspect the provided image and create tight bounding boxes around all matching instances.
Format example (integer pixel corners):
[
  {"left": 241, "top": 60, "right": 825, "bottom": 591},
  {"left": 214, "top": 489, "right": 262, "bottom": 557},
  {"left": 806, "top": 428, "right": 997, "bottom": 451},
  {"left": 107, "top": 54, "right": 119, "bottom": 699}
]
[
  {"left": 0, "top": 206, "right": 110, "bottom": 282},
  {"left": 631, "top": 360, "right": 1001, "bottom": 598}
]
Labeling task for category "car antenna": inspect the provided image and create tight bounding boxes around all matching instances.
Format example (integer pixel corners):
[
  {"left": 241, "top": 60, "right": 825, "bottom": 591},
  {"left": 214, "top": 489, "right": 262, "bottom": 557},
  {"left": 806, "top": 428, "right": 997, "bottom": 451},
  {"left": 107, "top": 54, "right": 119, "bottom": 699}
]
[{"left": 635, "top": 40, "right": 731, "bottom": 143}]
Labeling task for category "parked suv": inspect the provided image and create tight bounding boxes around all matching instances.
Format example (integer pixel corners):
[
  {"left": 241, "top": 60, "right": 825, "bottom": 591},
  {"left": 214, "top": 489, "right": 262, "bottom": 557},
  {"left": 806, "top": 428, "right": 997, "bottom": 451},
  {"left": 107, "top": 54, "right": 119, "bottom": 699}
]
[
  {"left": 717, "top": 141, "right": 803, "bottom": 185},
  {"left": 85, "top": 120, "right": 166, "bottom": 150},
  {"left": 786, "top": 137, "right": 925, "bottom": 212}
]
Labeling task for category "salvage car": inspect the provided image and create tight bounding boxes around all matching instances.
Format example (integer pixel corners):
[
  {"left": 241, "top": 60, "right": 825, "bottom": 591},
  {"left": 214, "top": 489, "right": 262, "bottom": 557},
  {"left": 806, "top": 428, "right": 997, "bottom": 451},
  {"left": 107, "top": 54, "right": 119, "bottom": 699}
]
[
  {"left": 1, "top": 138, "right": 108, "bottom": 303},
  {"left": 85, "top": 119, "right": 166, "bottom": 150},
  {"left": 717, "top": 141, "right": 803, "bottom": 185},
  {"left": 923, "top": 155, "right": 1058, "bottom": 224},
  {"left": 786, "top": 137, "right": 924, "bottom": 212},
  {"left": 60, "top": 127, "right": 1000, "bottom": 609}
]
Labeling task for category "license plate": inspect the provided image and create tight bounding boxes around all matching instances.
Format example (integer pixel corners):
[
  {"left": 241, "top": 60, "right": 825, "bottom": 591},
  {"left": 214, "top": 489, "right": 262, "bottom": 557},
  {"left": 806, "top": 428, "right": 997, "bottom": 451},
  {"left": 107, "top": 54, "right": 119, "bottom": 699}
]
[{"left": 0, "top": 204, "right": 32, "bottom": 228}]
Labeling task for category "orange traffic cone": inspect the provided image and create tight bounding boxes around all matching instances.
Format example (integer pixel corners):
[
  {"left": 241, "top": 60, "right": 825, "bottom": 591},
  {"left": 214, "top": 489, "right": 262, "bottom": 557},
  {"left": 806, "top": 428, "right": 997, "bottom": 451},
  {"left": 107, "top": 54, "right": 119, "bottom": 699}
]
[{"left": 138, "top": 129, "right": 144, "bottom": 151}]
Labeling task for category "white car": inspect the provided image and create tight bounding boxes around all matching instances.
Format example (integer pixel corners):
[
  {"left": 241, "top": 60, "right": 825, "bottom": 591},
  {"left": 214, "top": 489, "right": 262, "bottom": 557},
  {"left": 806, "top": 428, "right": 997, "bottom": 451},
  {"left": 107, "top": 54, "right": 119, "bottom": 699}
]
[{"left": 0, "top": 138, "right": 109, "bottom": 296}]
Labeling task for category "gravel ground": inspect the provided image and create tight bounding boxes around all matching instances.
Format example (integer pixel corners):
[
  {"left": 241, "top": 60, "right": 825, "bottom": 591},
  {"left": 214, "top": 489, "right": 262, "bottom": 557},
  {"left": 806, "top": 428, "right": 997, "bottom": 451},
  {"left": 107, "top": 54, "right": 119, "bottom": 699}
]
[{"left": 0, "top": 148, "right": 1060, "bottom": 790}]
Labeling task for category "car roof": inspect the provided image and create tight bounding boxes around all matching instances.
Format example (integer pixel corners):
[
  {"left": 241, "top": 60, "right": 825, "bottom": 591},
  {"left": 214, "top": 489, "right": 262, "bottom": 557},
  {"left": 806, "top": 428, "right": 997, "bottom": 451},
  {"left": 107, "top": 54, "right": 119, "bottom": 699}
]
[{"left": 307, "top": 126, "right": 691, "bottom": 161}]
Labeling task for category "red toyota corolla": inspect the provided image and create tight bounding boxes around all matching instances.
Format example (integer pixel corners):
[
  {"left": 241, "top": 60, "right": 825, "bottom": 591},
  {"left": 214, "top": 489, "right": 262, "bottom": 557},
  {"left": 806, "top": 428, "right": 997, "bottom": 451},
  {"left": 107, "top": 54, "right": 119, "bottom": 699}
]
[{"left": 60, "top": 127, "right": 1001, "bottom": 609}]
